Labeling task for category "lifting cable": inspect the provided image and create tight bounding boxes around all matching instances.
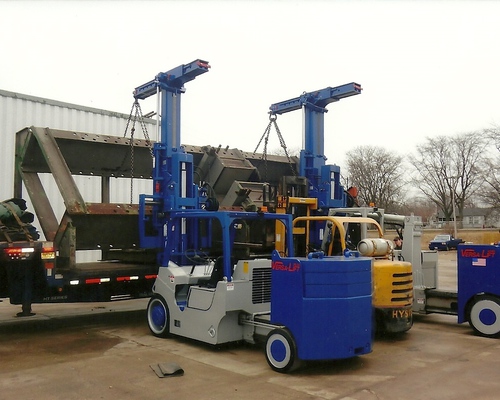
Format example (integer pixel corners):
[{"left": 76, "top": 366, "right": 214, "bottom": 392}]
[
  {"left": 123, "top": 100, "right": 154, "bottom": 204},
  {"left": 253, "top": 113, "right": 296, "bottom": 182}
]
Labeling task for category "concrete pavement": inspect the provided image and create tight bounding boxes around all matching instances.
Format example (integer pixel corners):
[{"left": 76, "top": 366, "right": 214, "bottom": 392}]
[{"left": 1, "top": 252, "right": 500, "bottom": 399}]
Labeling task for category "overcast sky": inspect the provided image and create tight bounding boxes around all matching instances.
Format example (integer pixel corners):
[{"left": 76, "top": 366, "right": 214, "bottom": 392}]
[{"left": 1, "top": 0, "right": 499, "bottom": 170}]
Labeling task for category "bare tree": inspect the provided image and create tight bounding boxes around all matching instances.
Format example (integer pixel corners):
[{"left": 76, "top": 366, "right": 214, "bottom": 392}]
[
  {"left": 345, "top": 146, "right": 406, "bottom": 212},
  {"left": 409, "top": 131, "right": 487, "bottom": 224},
  {"left": 484, "top": 125, "right": 500, "bottom": 152},
  {"left": 270, "top": 146, "right": 301, "bottom": 157},
  {"left": 479, "top": 126, "right": 500, "bottom": 209},
  {"left": 453, "top": 132, "right": 487, "bottom": 216},
  {"left": 409, "top": 137, "right": 451, "bottom": 219},
  {"left": 399, "top": 196, "right": 436, "bottom": 225}
]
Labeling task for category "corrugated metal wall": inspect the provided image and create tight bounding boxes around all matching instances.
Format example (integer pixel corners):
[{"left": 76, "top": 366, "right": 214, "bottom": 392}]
[{"left": 0, "top": 89, "right": 157, "bottom": 246}]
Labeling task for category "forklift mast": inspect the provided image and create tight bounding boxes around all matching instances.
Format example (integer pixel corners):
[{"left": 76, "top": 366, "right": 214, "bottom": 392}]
[
  {"left": 269, "top": 83, "right": 362, "bottom": 210},
  {"left": 135, "top": 60, "right": 212, "bottom": 263},
  {"left": 135, "top": 59, "right": 210, "bottom": 214},
  {"left": 135, "top": 59, "right": 293, "bottom": 280}
]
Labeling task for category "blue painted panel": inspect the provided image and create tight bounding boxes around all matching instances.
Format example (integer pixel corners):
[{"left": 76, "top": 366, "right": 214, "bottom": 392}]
[
  {"left": 457, "top": 244, "right": 500, "bottom": 322},
  {"left": 271, "top": 253, "right": 372, "bottom": 360}
]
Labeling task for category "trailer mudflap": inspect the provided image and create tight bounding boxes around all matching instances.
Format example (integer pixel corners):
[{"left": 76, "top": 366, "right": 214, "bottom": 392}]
[{"left": 1, "top": 244, "right": 49, "bottom": 314}]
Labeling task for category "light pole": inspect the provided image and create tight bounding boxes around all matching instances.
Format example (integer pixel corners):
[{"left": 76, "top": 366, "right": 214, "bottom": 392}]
[
  {"left": 446, "top": 175, "right": 459, "bottom": 238},
  {"left": 451, "top": 190, "right": 457, "bottom": 238}
]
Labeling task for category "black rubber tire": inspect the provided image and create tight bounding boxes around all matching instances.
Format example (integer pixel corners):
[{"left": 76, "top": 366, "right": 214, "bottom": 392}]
[
  {"left": 265, "top": 328, "right": 300, "bottom": 373},
  {"left": 147, "top": 295, "right": 170, "bottom": 338}
]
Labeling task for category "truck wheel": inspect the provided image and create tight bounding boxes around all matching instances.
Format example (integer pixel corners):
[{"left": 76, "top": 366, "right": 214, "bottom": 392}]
[
  {"left": 468, "top": 295, "right": 500, "bottom": 338},
  {"left": 265, "top": 328, "right": 300, "bottom": 373},
  {"left": 147, "top": 295, "right": 170, "bottom": 338}
]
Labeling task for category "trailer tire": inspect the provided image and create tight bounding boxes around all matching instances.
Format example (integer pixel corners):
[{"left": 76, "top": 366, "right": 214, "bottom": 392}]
[
  {"left": 147, "top": 295, "right": 170, "bottom": 338},
  {"left": 468, "top": 295, "right": 500, "bottom": 338},
  {"left": 265, "top": 328, "right": 300, "bottom": 373}
]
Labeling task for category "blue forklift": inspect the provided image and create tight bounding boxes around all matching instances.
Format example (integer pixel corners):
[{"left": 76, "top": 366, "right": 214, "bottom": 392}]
[{"left": 135, "top": 59, "right": 373, "bottom": 372}]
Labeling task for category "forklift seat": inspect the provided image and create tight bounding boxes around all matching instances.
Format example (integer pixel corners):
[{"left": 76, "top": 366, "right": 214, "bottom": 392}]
[{"left": 204, "top": 256, "right": 235, "bottom": 288}]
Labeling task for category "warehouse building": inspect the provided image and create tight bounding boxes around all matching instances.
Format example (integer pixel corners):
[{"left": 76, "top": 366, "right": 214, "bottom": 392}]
[{"left": 0, "top": 89, "right": 156, "bottom": 251}]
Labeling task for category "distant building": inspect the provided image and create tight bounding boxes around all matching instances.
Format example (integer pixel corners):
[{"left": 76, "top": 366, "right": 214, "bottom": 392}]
[
  {"left": 0, "top": 88, "right": 157, "bottom": 204},
  {"left": 433, "top": 208, "right": 500, "bottom": 229}
]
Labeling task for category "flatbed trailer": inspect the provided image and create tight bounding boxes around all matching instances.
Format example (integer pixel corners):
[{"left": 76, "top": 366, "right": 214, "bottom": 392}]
[
  {"left": 1, "top": 241, "right": 158, "bottom": 314},
  {"left": 0, "top": 126, "right": 160, "bottom": 314}
]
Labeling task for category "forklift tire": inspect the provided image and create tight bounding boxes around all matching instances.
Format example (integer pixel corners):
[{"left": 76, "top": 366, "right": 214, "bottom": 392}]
[
  {"left": 147, "top": 295, "right": 170, "bottom": 338},
  {"left": 468, "top": 295, "right": 500, "bottom": 338},
  {"left": 265, "top": 328, "right": 300, "bottom": 373}
]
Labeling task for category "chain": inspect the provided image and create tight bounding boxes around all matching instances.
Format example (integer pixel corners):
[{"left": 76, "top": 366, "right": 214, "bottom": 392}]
[
  {"left": 253, "top": 118, "right": 272, "bottom": 154},
  {"left": 253, "top": 114, "right": 297, "bottom": 181},
  {"left": 129, "top": 126, "right": 135, "bottom": 204},
  {"left": 123, "top": 99, "right": 154, "bottom": 204},
  {"left": 134, "top": 100, "right": 154, "bottom": 158},
  {"left": 272, "top": 118, "right": 297, "bottom": 177},
  {"left": 123, "top": 101, "right": 135, "bottom": 138},
  {"left": 253, "top": 118, "right": 272, "bottom": 181}
]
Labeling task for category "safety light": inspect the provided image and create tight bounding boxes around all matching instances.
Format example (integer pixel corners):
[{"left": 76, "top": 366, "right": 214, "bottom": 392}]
[
  {"left": 41, "top": 249, "right": 55, "bottom": 259},
  {"left": 85, "top": 278, "right": 111, "bottom": 284},
  {"left": 3, "top": 247, "right": 35, "bottom": 260}
]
